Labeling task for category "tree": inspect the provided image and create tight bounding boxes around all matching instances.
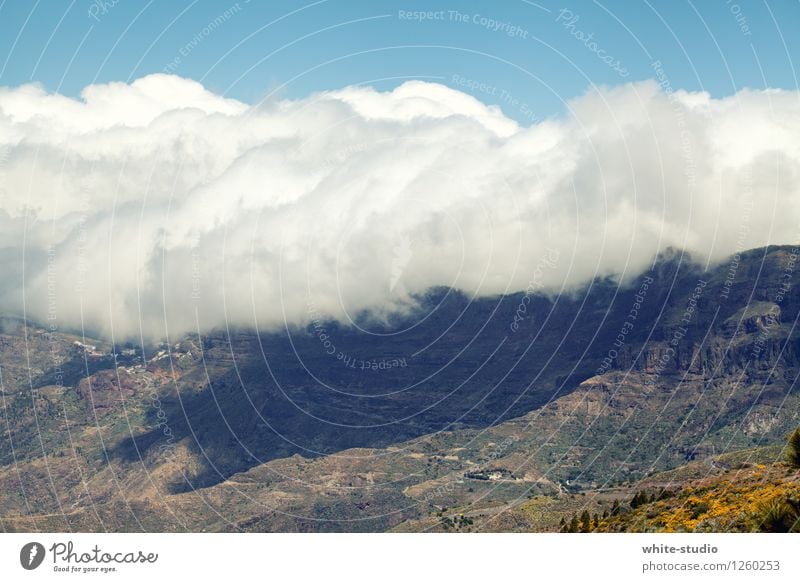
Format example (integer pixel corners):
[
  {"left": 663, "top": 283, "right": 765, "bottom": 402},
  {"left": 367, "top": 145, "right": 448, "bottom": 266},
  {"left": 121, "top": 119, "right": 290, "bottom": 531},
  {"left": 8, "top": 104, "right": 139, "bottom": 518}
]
[
  {"left": 631, "top": 491, "right": 648, "bottom": 509},
  {"left": 567, "top": 514, "right": 579, "bottom": 533},
  {"left": 786, "top": 428, "right": 800, "bottom": 468},
  {"left": 611, "top": 499, "right": 621, "bottom": 516},
  {"left": 580, "top": 510, "right": 591, "bottom": 532},
  {"left": 656, "top": 488, "right": 673, "bottom": 501}
]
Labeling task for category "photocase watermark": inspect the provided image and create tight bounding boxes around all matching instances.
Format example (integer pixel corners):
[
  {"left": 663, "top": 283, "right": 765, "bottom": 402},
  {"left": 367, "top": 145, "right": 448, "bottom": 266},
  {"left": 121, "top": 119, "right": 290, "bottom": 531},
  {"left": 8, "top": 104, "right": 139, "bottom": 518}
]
[
  {"left": 74, "top": 180, "right": 93, "bottom": 296},
  {"left": 189, "top": 235, "right": 201, "bottom": 301},
  {"left": 651, "top": 60, "right": 697, "bottom": 191},
  {"left": 48, "top": 540, "right": 158, "bottom": 574},
  {"left": 749, "top": 244, "right": 799, "bottom": 360},
  {"left": 141, "top": 345, "right": 178, "bottom": 457},
  {"left": 555, "top": 9, "right": 629, "bottom": 77},
  {"left": 306, "top": 302, "right": 408, "bottom": 371},
  {"left": 346, "top": 357, "right": 408, "bottom": 371},
  {"left": 397, "top": 9, "right": 448, "bottom": 22},
  {"left": 20, "top": 539, "right": 159, "bottom": 573},
  {"left": 44, "top": 245, "right": 66, "bottom": 389},
  {"left": 509, "top": 247, "right": 560, "bottom": 333},
  {"left": 163, "top": 2, "right": 249, "bottom": 73},
  {"left": 772, "top": 245, "right": 799, "bottom": 306},
  {"left": 390, "top": 235, "right": 413, "bottom": 293},
  {"left": 0, "top": 144, "right": 9, "bottom": 201},
  {"left": 20, "top": 542, "right": 46, "bottom": 570},
  {"left": 47, "top": 246, "right": 58, "bottom": 328},
  {"left": 725, "top": 0, "right": 753, "bottom": 37},
  {"left": 87, "top": 0, "right": 122, "bottom": 22},
  {"left": 450, "top": 10, "right": 530, "bottom": 38},
  {"left": 398, "top": 9, "right": 529, "bottom": 39},
  {"left": 146, "top": 383, "right": 177, "bottom": 458},
  {"left": 451, "top": 74, "right": 541, "bottom": 124},
  {"left": 319, "top": 142, "right": 374, "bottom": 170},
  {"left": 720, "top": 170, "right": 754, "bottom": 300},
  {"left": 749, "top": 306, "right": 781, "bottom": 360},
  {"left": 596, "top": 273, "right": 654, "bottom": 375}
]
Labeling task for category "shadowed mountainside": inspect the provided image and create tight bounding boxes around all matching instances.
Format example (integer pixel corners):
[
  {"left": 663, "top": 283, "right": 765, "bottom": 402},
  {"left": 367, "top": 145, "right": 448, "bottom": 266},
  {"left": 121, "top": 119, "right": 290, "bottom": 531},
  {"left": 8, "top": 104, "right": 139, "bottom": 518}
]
[{"left": 1, "top": 245, "right": 798, "bottom": 531}]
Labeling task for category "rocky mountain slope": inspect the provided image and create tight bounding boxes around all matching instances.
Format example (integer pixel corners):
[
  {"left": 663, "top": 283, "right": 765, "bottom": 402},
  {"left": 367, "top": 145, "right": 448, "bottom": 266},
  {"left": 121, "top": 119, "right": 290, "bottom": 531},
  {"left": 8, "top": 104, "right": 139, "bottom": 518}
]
[{"left": 1, "top": 245, "right": 798, "bottom": 532}]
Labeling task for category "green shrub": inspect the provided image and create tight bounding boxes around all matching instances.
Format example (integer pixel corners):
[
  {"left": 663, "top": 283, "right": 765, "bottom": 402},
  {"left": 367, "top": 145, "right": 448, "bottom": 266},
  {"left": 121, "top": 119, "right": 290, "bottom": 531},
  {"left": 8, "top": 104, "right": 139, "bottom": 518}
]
[
  {"left": 756, "top": 497, "right": 800, "bottom": 533},
  {"left": 786, "top": 428, "right": 800, "bottom": 468}
]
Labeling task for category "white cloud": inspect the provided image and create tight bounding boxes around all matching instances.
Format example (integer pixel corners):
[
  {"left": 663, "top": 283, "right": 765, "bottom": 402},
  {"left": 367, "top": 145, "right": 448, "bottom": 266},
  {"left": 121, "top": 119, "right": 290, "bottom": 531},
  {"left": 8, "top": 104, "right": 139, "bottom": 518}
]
[{"left": 0, "top": 75, "right": 798, "bottom": 340}]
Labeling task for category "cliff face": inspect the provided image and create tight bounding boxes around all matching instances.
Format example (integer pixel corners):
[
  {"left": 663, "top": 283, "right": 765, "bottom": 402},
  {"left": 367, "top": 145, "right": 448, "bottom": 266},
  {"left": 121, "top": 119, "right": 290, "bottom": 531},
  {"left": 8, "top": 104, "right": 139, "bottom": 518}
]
[
  {"left": 609, "top": 248, "right": 799, "bottom": 378},
  {"left": 614, "top": 309, "right": 799, "bottom": 377}
]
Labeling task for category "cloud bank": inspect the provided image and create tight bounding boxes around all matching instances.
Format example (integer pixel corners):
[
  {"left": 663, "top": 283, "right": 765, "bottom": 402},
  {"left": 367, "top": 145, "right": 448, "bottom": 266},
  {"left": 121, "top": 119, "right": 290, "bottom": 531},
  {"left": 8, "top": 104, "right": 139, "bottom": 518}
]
[{"left": 0, "top": 75, "right": 798, "bottom": 340}]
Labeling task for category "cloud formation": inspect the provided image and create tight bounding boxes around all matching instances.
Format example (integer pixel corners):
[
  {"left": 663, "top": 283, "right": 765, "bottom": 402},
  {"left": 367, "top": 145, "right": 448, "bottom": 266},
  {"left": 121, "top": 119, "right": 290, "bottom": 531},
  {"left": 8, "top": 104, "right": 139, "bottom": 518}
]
[{"left": 0, "top": 75, "right": 798, "bottom": 340}]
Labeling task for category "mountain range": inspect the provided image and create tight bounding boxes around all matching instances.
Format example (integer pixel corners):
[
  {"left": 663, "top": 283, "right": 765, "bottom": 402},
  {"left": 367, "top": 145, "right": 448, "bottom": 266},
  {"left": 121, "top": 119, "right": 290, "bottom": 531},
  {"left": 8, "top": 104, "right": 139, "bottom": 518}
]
[{"left": 1, "top": 245, "right": 798, "bottom": 532}]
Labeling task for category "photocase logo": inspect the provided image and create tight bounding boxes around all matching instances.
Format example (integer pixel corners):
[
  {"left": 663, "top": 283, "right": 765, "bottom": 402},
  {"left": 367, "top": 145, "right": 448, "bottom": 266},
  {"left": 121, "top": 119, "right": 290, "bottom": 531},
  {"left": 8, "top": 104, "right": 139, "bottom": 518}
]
[
  {"left": 20, "top": 542, "right": 46, "bottom": 570},
  {"left": 389, "top": 235, "right": 413, "bottom": 292}
]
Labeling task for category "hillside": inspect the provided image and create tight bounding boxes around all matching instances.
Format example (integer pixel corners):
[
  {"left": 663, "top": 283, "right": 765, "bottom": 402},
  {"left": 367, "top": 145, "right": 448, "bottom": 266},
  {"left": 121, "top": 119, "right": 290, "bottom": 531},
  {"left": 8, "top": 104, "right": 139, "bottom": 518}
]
[
  {"left": 594, "top": 457, "right": 800, "bottom": 533},
  {"left": 1, "top": 245, "right": 798, "bottom": 532}
]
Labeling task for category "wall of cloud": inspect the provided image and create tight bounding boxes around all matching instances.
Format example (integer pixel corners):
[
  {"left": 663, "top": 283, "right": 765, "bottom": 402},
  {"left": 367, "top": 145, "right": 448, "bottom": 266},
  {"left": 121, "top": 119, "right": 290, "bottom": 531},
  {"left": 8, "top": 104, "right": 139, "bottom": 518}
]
[{"left": 0, "top": 74, "right": 798, "bottom": 340}]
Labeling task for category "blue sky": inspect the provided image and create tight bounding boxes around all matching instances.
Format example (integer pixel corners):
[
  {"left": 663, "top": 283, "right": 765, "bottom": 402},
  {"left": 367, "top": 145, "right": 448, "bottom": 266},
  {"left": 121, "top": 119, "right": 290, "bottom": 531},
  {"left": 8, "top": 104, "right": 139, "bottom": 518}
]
[{"left": 1, "top": 0, "right": 798, "bottom": 122}]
